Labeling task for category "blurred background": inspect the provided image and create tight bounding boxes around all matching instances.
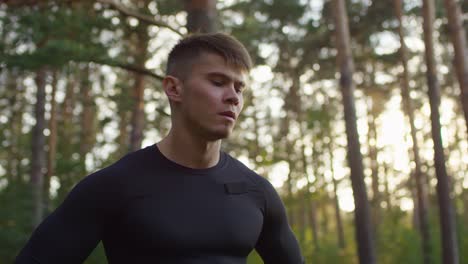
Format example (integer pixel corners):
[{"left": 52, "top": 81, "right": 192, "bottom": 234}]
[{"left": 0, "top": 0, "right": 467, "bottom": 263}]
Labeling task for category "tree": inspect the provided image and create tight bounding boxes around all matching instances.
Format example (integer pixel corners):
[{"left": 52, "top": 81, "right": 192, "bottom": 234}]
[
  {"left": 442, "top": 0, "right": 468, "bottom": 132},
  {"left": 422, "top": 0, "right": 459, "bottom": 263},
  {"left": 30, "top": 67, "right": 47, "bottom": 227},
  {"left": 332, "top": 0, "right": 376, "bottom": 263},
  {"left": 129, "top": 0, "right": 151, "bottom": 152},
  {"left": 394, "top": 0, "right": 433, "bottom": 262},
  {"left": 44, "top": 70, "right": 58, "bottom": 213},
  {"left": 184, "top": 0, "right": 217, "bottom": 33}
]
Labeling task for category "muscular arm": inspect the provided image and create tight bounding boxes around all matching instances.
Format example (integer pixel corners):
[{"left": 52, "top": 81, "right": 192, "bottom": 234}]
[
  {"left": 15, "top": 170, "right": 115, "bottom": 264},
  {"left": 255, "top": 179, "right": 304, "bottom": 264}
]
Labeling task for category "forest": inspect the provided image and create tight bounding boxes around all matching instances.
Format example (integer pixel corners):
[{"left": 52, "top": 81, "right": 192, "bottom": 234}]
[{"left": 0, "top": 0, "right": 467, "bottom": 263}]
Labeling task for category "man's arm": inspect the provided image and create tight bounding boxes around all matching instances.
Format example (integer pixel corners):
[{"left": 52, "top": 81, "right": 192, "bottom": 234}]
[
  {"left": 255, "top": 178, "right": 305, "bottom": 264},
  {"left": 15, "top": 171, "right": 114, "bottom": 264}
]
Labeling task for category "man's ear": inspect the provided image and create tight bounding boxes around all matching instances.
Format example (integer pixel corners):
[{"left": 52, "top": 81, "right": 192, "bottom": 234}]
[{"left": 162, "top": 75, "right": 183, "bottom": 103}]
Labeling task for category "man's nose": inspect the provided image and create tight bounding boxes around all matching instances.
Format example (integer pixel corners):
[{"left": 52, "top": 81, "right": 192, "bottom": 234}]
[{"left": 224, "top": 85, "right": 240, "bottom": 105}]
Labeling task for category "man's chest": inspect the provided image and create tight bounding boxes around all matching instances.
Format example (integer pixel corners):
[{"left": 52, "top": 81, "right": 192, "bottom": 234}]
[{"left": 106, "top": 177, "right": 264, "bottom": 256}]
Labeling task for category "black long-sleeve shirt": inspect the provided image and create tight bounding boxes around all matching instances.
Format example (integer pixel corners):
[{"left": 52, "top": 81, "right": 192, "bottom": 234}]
[{"left": 16, "top": 145, "right": 304, "bottom": 263}]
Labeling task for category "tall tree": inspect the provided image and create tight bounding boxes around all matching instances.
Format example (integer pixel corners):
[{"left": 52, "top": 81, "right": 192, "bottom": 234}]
[
  {"left": 422, "top": 0, "right": 459, "bottom": 263},
  {"left": 129, "top": 0, "right": 151, "bottom": 152},
  {"left": 44, "top": 69, "right": 58, "bottom": 213},
  {"left": 184, "top": 0, "right": 217, "bottom": 33},
  {"left": 126, "top": 0, "right": 150, "bottom": 151},
  {"left": 442, "top": 0, "right": 468, "bottom": 132},
  {"left": 394, "top": 0, "right": 433, "bottom": 262},
  {"left": 328, "top": 137, "right": 346, "bottom": 249},
  {"left": 4, "top": 69, "right": 25, "bottom": 182},
  {"left": 31, "top": 67, "right": 47, "bottom": 227},
  {"left": 79, "top": 64, "right": 96, "bottom": 157},
  {"left": 365, "top": 84, "right": 386, "bottom": 230},
  {"left": 332, "top": 0, "right": 376, "bottom": 263}
]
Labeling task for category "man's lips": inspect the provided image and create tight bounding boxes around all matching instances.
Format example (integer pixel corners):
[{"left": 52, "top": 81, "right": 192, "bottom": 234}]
[{"left": 219, "top": 111, "right": 236, "bottom": 120}]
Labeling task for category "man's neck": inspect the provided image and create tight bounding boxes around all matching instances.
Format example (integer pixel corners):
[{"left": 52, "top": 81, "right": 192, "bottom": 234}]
[{"left": 156, "top": 129, "right": 221, "bottom": 169}]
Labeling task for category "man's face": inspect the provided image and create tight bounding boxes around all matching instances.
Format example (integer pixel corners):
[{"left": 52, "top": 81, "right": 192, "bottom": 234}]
[{"left": 177, "top": 52, "right": 247, "bottom": 140}]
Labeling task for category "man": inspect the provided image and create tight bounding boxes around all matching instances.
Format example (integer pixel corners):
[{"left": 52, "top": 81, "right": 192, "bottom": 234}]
[{"left": 16, "top": 33, "right": 304, "bottom": 264}]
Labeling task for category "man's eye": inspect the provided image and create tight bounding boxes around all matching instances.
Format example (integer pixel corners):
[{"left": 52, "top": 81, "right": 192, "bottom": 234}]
[{"left": 211, "top": 80, "right": 223, "bottom": 86}]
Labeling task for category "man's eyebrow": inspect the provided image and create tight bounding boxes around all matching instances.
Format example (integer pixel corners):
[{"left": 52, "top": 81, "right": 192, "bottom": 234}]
[{"left": 206, "top": 72, "right": 246, "bottom": 87}]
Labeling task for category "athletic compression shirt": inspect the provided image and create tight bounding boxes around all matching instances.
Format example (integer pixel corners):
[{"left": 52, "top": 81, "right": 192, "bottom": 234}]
[{"left": 15, "top": 145, "right": 304, "bottom": 264}]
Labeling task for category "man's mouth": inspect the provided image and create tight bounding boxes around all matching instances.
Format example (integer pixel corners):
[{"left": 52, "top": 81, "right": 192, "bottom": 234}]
[{"left": 219, "top": 111, "right": 236, "bottom": 120}]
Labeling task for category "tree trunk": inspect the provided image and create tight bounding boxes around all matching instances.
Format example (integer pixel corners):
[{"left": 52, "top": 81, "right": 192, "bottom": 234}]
[
  {"left": 309, "top": 197, "right": 320, "bottom": 251},
  {"left": 332, "top": 0, "right": 376, "bottom": 263},
  {"left": 394, "top": 0, "right": 433, "bottom": 262},
  {"left": 57, "top": 68, "right": 78, "bottom": 200},
  {"left": 422, "top": 0, "right": 459, "bottom": 263},
  {"left": 79, "top": 64, "right": 95, "bottom": 158},
  {"left": 31, "top": 67, "right": 47, "bottom": 227},
  {"left": 129, "top": 1, "right": 150, "bottom": 152},
  {"left": 129, "top": 72, "right": 146, "bottom": 151},
  {"left": 328, "top": 128, "right": 346, "bottom": 249},
  {"left": 117, "top": 104, "right": 130, "bottom": 158},
  {"left": 5, "top": 69, "right": 23, "bottom": 182},
  {"left": 382, "top": 163, "right": 392, "bottom": 210},
  {"left": 184, "top": 0, "right": 217, "bottom": 33},
  {"left": 367, "top": 97, "right": 380, "bottom": 229},
  {"left": 442, "top": 0, "right": 468, "bottom": 133},
  {"left": 300, "top": 123, "right": 320, "bottom": 251},
  {"left": 44, "top": 70, "right": 58, "bottom": 213},
  {"left": 286, "top": 159, "right": 295, "bottom": 227}
]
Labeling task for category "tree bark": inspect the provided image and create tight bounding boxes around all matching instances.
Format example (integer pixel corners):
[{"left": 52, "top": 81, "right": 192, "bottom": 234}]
[
  {"left": 129, "top": 71, "right": 146, "bottom": 151},
  {"left": 299, "top": 121, "right": 320, "bottom": 251},
  {"left": 394, "top": 0, "right": 433, "bottom": 262},
  {"left": 442, "top": 0, "right": 468, "bottom": 133},
  {"left": 184, "top": 0, "right": 217, "bottom": 33},
  {"left": 422, "top": 0, "right": 459, "bottom": 263},
  {"left": 382, "top": 163, "right": 392, "bottom": 210},
  {"left": 57, "top": 68, "right": 78, "bottom": 200},
  {"left": 79, "top": 64, "right": 95, "bottom": 157},
  {"left": 44, "top": 70, "right": 58, "bottom": 213},
  {"left": 327, "top": 125, "right": 346, "bottom": 249},
  {"left": 5, "top": 69, "right": 23, "bottom": 182},
  {"left": 285, "top": 159, "right": 295, "bottom": 227},
  {"left": 31, "top": 67, "right": 47, "bottom": 227},
  {"left": 367, "top": 97, "right": 380, "bottom": 229},
  {"left": 332, "top": 0, "right": 376, "bottom": 263},
  {"left": 129, "top": 0, "right": 150, "bottom": 152}
]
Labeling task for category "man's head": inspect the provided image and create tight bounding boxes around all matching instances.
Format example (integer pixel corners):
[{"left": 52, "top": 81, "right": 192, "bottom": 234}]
[
  {"left": 166, "top": 33, "right": 252, "bottom": 80},
  {"left": 163, "top": 33, "right": 252, "bottom": 141}
]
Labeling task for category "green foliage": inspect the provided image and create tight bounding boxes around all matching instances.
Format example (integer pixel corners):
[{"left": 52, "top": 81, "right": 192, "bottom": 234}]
[
  {"left": 377, "top": 210, "right": 423, "bottom": 264},
  {"left": 154, "top": 0, "right": 184, "bottom": 16},
  {"left": 84, "top": 243, "right": 107, "bottom": 264},
  {"left": 258, "top": 0, "right": 306, "bottom": 23},
  {"left": 0, "top": 182, "right": 34, "bottom": 262},
  {"left": 308, "top": 240, "right": 357, "bottom": 264},
  {"left": 0, "top": 4, "right": 113, "bottom": 70},
  {"left": 247, "top": 250, "right": 263, "bottom": 264},
  {"left": 1, "top": 0, "right": 467, "bottom": 263}
]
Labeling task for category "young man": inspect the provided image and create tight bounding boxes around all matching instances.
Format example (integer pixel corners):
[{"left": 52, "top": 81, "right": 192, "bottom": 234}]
[{"left": 16, "top": 33, "right": 304, "bottom": 264}]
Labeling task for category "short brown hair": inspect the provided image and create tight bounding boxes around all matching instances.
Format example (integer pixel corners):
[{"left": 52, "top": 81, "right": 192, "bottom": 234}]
[{"left": 166, "top": 33, "right": 252, "bottom": 78}]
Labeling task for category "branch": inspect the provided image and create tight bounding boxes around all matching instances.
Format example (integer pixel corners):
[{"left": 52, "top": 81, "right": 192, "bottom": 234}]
[
  {"left": 96, "top": 0, "right": 183, "bottom": 36},
  {"left": 91, "top": 58, "right": 164, "bottom": 81},
  {"left": 113, "top": 62, "right": 164, "bottom": 81}
]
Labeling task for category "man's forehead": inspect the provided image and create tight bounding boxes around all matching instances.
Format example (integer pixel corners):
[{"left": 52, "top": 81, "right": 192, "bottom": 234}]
[
  {"left": 205, "top": 71, "right": 247, "bottom": 84},
  {"left": 195, "top": 52, "right": 248, "bottom": 73},
  {"left": 194, "top": 54, "right": 247, "bottom": 78}
]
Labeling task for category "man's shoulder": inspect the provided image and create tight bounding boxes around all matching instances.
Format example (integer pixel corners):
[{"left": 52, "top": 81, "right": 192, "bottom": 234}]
[
  {"left": 224, "top": 153, "right": 271, "bottom": 188},
  {"left": 81, "top": 145, "right": 156, "bottom": 186}
]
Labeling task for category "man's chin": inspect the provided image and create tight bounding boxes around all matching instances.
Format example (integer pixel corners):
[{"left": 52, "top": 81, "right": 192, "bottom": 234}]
[{"left": 206, "top": 129, "right": 232, "bottom": 141}]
